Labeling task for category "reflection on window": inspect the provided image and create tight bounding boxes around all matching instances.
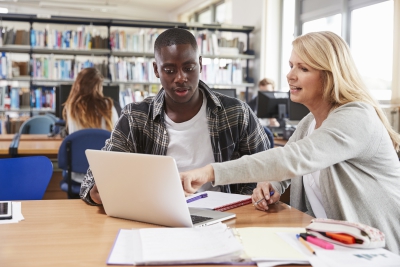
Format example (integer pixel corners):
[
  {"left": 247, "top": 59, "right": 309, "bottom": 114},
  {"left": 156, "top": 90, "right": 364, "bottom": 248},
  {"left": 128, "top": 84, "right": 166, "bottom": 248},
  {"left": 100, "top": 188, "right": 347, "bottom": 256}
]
[
  {"left": 198, "top": 9, "right": 212, "bottom": 24},
  {"left": 302, "top": 14, "right": 341, "bottom": 35},
  {"left": 351, "top": 1, "right": 393, "bottom": 101}
]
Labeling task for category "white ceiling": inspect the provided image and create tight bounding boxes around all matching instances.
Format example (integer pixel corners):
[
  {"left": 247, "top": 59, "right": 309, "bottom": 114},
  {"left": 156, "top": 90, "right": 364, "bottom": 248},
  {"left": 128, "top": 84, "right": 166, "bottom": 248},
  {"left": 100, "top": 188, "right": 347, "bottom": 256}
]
[{"left": 0, "top": 0, "right": 211, "bottom": 21}]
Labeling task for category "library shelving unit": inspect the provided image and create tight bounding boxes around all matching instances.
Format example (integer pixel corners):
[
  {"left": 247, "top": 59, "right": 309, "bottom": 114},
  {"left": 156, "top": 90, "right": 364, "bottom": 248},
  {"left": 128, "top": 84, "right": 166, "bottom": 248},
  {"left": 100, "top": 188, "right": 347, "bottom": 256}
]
[{"left": 0, "top": 13, "right": 256, "bottom": 116}]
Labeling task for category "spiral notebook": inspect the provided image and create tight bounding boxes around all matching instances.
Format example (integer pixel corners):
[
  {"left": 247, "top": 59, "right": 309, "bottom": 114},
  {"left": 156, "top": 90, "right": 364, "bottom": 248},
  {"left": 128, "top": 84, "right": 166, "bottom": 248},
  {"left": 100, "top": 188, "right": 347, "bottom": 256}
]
[{"left": 186, "top": 191, "right": 252, "bottom": 211}]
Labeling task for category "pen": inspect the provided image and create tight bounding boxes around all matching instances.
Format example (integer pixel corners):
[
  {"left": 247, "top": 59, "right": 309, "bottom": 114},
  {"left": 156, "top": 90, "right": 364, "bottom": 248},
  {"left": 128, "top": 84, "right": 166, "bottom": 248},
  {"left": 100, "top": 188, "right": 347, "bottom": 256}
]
[
  {"left": 186, "top": 193, "right": 208, "bottom": 203},
  {"left": 296, "top": 234, "right": 316, "bottom": 255},
  {"left": 254, "top": 191, "right": 274, "bottom": 205},
  {"left": 300, "top": 233, "right": 334, "bottom": 250}
]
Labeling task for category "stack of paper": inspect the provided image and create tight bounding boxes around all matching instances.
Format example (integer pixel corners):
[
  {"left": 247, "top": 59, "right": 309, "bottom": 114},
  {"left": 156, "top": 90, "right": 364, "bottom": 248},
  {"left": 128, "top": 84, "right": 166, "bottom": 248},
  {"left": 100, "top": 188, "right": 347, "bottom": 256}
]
[
  {"left": 0, "top": 202, "right": 24, "bottom": 224},
  {"left": 108, "top": 223, "right": 245, "bottom": 265}
]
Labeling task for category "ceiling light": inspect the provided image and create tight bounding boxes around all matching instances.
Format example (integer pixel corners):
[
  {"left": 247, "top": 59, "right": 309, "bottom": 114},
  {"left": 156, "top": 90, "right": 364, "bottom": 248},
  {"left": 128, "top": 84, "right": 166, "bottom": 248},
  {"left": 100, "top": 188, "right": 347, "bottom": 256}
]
[
  {"left": 39, "top": 1, "right": 117, "bottom": 10},
  {"left": 0, "top": 7, "right": 8, "bottom": 13}
]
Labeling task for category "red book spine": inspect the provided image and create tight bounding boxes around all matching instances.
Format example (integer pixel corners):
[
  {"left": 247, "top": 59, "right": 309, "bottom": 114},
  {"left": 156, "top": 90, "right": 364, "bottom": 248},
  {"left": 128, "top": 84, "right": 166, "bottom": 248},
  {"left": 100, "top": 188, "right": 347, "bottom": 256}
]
[{"left": 214, "top": 198, "right": 252, "bottom": 212}]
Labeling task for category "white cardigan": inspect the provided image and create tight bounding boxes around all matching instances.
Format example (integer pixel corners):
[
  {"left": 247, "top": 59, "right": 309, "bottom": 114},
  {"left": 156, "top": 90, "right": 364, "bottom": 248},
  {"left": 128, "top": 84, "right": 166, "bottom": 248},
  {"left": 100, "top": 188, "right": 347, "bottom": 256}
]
[{"left": 211, "top": 102, "right": 400, "bottom": 254}]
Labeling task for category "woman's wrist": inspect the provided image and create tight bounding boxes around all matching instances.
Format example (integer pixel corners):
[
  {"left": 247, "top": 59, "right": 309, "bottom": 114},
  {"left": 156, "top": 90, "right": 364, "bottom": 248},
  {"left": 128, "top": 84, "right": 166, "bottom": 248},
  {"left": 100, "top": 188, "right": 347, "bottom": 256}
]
[{"left": 205, "top": 164, "right": 215, "bottom": 183}]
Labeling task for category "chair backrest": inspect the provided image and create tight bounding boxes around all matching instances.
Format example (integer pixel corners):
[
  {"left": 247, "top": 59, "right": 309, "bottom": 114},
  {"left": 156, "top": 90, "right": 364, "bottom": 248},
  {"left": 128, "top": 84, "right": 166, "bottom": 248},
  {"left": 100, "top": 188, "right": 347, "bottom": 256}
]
[
  {"left": 19, "top": 115, "right": 55, "bottom": 134},
  {"left": 0, "top": 156, "right": 53, "bottom": 201},
  {"left": 58, "top": 129, "right": 111, "bottom": 173}
]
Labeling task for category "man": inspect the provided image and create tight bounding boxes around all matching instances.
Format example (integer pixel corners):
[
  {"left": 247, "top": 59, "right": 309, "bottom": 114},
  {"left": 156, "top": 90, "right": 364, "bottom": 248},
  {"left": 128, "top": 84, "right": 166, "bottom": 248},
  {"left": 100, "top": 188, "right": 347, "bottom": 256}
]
[{"left": 80, "top": 28, "right": 270, "bottom": 205}]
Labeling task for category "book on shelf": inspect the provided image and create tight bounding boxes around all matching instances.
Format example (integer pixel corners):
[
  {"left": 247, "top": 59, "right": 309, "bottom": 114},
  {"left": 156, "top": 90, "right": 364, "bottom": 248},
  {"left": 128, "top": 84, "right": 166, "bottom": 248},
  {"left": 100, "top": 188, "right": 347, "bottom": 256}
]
[
  {"left": 186, "top": 191, "right": 252, "bottom": 211},
  {"left": 110, "top": 28, "right": 161, "bottom": 53},
  {"left": 109, "top": 56, "right": 157, "bottom": 83},
  {"left": 30, "top": 26, "right": 108, "bottom": 50}
]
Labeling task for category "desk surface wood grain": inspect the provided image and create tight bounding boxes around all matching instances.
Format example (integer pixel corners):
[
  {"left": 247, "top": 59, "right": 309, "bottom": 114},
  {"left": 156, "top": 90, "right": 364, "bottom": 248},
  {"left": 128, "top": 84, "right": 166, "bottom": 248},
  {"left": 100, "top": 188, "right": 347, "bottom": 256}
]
[
  {"left": 0, "top": 134, "right": 63, "bottom": 141},
  {"left": 17, "top": 140, "right": 62, "bottom": 156},
  {"left": 0, "top": 199, "right": 313, "bottom": 267}
]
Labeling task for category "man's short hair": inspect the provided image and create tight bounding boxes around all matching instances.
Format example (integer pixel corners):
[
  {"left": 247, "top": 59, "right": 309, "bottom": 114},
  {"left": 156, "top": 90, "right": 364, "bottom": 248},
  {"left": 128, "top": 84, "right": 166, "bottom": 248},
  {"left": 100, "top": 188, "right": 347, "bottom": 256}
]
[
  {"left": 258, "top": 78, "right": 275, "bottom": 88},
  {"left": 154, "top": 28, "right": 198, "bottom": 54}
]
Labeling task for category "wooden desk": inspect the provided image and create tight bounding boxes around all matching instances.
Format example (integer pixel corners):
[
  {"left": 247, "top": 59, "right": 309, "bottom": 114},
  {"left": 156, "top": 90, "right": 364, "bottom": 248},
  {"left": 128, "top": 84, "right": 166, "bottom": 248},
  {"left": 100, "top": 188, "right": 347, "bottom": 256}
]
[
  {"left": 17, "top": 140, "right": 62, "bottom": 157},
  {"left": 0, "top": 134, "right": 62, "bottom": 141},
  {"left": 0, "top": 200, "right": 313, "bottom": 267},
  {"left": 274, "top": 137, "right": 288, "bottom": 147},
  {"left": 0, "top": 140, "right": 10, "bottom": 156}
]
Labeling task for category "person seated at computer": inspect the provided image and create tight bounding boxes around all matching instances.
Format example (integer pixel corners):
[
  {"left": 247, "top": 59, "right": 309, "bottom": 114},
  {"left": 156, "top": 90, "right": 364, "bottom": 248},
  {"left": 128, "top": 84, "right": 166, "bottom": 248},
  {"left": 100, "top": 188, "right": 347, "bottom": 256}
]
[
  {"left": 248, "top": 78, "right": 280, "bottom": 127},
  {"left": 63, "top": 67, "right": 119, "bottom": 183},
  {"left": 180, "top": 31, "right": 400, "bottom": 254},
  {"left": 80, "top": 28, "right": 270, "bottom": 205}
]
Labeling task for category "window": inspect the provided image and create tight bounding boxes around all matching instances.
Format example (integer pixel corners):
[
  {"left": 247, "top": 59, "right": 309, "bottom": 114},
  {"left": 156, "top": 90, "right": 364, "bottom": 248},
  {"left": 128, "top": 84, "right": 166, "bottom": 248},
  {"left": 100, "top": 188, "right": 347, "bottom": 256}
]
[
  {"left": 287, "top": 0, "right": 396, "bottom": 102},
  {"left": 198, "top": 8, "right": 212, "bottom": 24},
  {"left": 350, "top": 1, "right": 393, "bottom": 101},
  {"left": 302, "top": 14, "right": 342, "bottom": 35}
]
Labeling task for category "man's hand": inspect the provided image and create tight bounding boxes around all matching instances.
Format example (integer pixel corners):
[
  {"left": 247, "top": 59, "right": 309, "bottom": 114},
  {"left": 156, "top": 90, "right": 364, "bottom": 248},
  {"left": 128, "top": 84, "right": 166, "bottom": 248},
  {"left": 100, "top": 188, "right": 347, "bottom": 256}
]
[
  {"left": 251, "top": 182, "right": 281, "bottom": 211},
  {"left": 180, "top": 165, "right": 215, "bottom": 195},
  {"left": 90, "top": 184, "right": 102, "bottom": 204}
]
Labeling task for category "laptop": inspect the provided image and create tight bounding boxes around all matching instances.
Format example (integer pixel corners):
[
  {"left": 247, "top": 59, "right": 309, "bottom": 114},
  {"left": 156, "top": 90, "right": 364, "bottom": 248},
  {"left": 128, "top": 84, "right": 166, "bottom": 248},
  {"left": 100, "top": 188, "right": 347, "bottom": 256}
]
[{"left": 85, "top": 150, "right": 236, "bottom": 227}]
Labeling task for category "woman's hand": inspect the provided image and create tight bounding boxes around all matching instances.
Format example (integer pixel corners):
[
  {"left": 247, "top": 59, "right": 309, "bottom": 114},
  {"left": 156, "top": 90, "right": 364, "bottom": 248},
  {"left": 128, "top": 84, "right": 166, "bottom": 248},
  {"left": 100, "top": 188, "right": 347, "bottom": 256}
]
[
  {"left": 252, "top": 182, "right": 281, "bottom": 211},
  {"left": 180, "top": 165, "right": 215, "bottom": 196},
  {"left": 90, "top": 184, "right": 103, "bottom": 204}
]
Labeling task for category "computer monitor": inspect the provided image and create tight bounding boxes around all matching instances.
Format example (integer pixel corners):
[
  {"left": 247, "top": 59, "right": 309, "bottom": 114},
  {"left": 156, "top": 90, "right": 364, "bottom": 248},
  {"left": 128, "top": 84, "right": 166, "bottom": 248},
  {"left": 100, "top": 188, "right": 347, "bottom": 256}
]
[
  {"left": 55, "top": 84, "right": 120, "bottom": 119},
  {"left": 211, "top": 88, "right": 237, "bottom": 98},
  {"left": 289, "top": 97, "right": 309, "bottom": 121},
  {"left": 256, "top": 91, "right": 289, "bottom": 119}
]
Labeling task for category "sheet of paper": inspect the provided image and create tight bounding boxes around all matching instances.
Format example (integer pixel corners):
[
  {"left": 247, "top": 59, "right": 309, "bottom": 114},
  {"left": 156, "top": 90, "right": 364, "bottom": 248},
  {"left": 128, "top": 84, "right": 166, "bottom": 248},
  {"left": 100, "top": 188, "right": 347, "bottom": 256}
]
[
  {"left": 186, "top": 191, "right": 251, "bottom": 210},
  {"left": 277, "top": 232, "right": 400, "bottom": 267},
  {"left": 0, "top": 202, "right": 24, "bottom": 224},
  {"left": 235, "top": 227, "right": 308, "bottom": 261}
]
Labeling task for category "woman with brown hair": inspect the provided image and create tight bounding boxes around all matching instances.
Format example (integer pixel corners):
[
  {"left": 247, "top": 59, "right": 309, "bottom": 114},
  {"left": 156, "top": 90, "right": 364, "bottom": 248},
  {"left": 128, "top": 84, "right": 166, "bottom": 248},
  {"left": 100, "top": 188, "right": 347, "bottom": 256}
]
[{"left": 63, "top": 67, "right": 119, "bottom": 134}]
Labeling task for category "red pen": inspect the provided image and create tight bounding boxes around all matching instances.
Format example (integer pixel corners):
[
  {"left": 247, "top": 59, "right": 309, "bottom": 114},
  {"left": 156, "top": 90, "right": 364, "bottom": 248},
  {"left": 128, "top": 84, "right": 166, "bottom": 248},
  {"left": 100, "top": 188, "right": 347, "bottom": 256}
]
[{"left": 300, "top": 233, "right": 334, "bottom": 250}]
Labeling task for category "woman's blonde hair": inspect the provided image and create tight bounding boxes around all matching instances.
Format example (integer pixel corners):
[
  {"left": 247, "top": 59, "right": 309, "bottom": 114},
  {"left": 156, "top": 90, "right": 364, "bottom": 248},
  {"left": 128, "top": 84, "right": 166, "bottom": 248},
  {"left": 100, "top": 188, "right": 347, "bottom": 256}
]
[
  {"left": 292, "top": 31, "right": 400, "bottom": 151},
  {"left": 63, "top": 67, "right": 113, "bottom": 131}
]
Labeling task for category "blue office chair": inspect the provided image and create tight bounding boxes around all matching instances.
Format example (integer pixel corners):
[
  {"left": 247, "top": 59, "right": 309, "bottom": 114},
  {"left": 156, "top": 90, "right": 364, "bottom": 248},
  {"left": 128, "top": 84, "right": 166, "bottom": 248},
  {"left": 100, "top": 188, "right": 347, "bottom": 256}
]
[
  {"left": 58, "top": 129, "right": 111, "bottom": 198},
  {"left": 0, "top": 156, "right": 53, "bottom": 200},
  {"left": 19, "top": 115, "right": 55, "bottom": 134}
]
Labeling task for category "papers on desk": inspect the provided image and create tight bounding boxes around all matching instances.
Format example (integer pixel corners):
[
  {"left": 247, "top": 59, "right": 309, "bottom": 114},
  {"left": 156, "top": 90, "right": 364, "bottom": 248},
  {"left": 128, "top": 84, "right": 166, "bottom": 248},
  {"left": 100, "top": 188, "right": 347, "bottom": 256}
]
[
  {"left": 186, "top": 191, "right": 252, "bottom": 211},
  {"left": 108, "top": 223, "right": 244, "bottom": 265},
  {"left": 107, "top": 225, "right": 400, "bottom": 266},
  {"left": 0, "top": 202, "right": 24, "bottom": 224},
  {"left": 277, "top": 232, "right": 400, "bottom": 267}
]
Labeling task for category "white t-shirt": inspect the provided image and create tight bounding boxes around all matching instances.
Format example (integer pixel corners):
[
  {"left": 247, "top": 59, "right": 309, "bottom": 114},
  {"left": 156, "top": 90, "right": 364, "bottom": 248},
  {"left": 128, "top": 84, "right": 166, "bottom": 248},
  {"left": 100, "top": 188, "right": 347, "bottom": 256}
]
[
  {"left": 165, "top": 91, "right": 219, "bottom": 192},
  {"left": 302, "top": 119, "right": 327, "bottom": 218}
]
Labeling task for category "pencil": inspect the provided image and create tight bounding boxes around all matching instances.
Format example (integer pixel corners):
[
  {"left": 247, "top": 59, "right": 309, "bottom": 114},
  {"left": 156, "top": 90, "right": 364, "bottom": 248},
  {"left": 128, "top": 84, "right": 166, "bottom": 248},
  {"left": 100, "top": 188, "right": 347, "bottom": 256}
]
[{"left": 296, "top": 234, "right": 316, "bottom": 255}]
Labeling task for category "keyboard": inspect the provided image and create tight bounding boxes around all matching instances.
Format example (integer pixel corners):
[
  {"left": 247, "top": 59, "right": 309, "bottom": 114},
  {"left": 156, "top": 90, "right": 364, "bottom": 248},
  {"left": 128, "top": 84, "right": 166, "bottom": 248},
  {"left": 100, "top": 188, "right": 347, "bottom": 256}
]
[{"left": 191, "top": 215, "right": 212, "bottom": 224}]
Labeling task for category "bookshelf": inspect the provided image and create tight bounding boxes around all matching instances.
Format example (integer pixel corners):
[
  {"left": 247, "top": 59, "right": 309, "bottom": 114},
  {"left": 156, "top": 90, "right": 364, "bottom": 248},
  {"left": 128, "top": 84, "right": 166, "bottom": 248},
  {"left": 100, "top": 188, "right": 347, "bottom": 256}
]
[{"left": 0, "top": 14, "right": 256, "bottom": 116}]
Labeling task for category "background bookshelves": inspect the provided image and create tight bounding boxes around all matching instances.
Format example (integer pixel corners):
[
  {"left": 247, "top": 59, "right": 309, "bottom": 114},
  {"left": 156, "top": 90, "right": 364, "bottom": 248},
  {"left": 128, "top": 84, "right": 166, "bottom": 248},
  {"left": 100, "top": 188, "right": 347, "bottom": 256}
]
[{"left": 0, "top": 14, "right": 256, "bottom": 119}]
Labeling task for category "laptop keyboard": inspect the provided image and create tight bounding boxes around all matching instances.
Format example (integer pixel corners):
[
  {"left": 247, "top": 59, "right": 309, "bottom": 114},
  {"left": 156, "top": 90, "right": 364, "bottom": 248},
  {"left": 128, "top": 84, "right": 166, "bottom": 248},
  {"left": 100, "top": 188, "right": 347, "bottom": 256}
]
[{"left": 191, "top": 215, "right": 212, "bottom": 224}]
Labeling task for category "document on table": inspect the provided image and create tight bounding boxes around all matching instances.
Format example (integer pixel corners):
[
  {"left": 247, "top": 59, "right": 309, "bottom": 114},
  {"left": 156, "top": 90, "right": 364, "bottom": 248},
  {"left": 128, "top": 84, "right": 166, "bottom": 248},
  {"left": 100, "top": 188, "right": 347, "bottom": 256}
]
[
  {"left": 276, "top": 232, "right": 400, "bottom": 267},
  {"left": 107, "top": 223, "right": 245, "bottom": 265},
  {"left": 0, "top": 202, "right": 24, "bottom": 224},
  {"left": 235, "top": 227, "right": 309, "bottom": 265}
]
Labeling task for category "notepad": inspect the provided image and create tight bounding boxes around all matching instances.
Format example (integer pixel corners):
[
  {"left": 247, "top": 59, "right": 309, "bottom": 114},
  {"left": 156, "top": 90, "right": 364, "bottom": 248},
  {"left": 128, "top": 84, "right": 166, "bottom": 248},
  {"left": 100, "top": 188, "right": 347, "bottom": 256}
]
[{"left": 186, "top": 191, "right": 252, "bottom": 211}]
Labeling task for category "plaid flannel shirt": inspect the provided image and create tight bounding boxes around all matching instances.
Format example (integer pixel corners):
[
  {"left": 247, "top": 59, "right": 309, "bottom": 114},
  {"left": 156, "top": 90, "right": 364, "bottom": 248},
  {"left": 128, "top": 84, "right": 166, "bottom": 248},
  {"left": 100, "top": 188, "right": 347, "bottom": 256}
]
[{"left": 80, "top": 80, "right": 270, "bottom": 205}]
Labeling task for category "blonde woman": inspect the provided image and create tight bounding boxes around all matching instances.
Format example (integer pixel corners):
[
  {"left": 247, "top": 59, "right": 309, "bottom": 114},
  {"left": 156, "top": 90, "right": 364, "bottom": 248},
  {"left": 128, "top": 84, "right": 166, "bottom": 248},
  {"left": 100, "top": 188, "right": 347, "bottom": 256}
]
[
  {"left": 63, "top": 67, "right": 119, "bottom": 184},
  {"left": 63, "top": 67, "right": 119, "bottom": 134},
  {"left": 181, "top": 31, "right": 400, "bottom": 253}
]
